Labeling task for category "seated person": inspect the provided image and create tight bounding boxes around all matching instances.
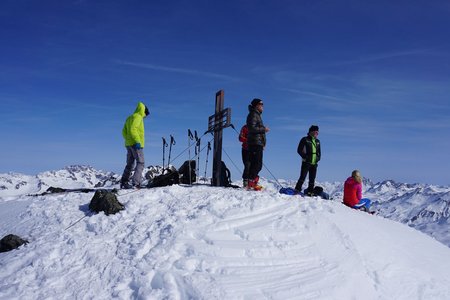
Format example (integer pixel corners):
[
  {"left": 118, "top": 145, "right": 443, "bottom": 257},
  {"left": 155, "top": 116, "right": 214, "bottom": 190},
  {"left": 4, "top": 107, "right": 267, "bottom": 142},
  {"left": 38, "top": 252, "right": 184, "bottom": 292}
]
[{"left": 343, "top": 170, "right": 371, "bottom": 211}]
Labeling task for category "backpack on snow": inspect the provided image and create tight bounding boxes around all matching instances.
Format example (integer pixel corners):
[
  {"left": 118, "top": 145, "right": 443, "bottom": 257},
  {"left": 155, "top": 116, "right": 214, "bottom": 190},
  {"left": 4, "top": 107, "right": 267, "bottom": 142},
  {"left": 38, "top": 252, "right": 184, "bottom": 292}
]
[
  {"left": 303, "top": 186, "right": 330, "bottom": 200},
  {"left": 178, "top": 160, "right": 196, "bottom": 184},
  {"left": 89, "top": 189, "right": 124, "bottom": 215},
  {"left": 0, "top": 234, "right": 29, "bottom": 253},
  {"left": 148, "top": 168, "right": 180, "bottom": 188},
  {"left": 219, "top": 161, "right": 232, "bottom": 187},
  {"left": 218, "top": 161, "right": 239, "bottom": 188}
]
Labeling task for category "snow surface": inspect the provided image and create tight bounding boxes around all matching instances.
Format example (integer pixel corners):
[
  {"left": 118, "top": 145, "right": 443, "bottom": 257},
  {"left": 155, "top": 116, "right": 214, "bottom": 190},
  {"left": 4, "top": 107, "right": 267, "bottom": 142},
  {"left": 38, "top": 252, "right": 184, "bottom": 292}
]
[{"left": 2, "top": 176, "right": 450, "bottom": 299}]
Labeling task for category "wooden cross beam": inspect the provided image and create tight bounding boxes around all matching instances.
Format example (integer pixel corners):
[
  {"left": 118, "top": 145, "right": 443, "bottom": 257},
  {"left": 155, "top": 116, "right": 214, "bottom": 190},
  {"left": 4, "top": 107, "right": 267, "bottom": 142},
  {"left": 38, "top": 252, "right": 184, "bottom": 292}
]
[{"left": 207, "top": 90, "right": 232, "bottom": 186}]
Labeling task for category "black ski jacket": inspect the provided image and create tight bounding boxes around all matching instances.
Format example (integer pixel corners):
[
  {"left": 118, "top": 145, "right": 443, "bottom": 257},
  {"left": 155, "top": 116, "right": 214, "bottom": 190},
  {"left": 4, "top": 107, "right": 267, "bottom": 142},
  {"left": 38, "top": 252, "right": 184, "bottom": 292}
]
[
  {"left": 246, "top": 105, "right": 266, "bottom": 147},
  {"left": 297, "top": 135, "right": 321, "bottom": 165}
]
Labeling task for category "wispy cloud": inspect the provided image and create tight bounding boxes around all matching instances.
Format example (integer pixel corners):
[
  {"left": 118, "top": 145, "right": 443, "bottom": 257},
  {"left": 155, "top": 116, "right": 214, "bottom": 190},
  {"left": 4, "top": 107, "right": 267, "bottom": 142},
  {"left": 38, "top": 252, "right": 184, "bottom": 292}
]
[
  {"left": 114, "top": 60, "right": 237, "bottom": 81},
  {"left": 279, "top": 88, "right": 342, "bottom": 101},
  {"left": 272, "top": 113, "right": 450, "bottom": 143},
  {"left": 277, "top": 86, "right": 364, "bottom": 113},
  {"left": 330, "top": 49, "right": 433, "bottom": 66}
]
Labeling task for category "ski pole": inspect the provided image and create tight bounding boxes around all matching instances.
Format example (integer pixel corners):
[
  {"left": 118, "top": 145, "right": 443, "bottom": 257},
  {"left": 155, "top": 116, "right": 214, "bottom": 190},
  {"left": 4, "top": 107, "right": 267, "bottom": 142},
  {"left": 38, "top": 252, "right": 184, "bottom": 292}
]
[
  {"left": 188, "top": 129, "right": 194, "bottom": 184},
  {"left": 262, "top": 163, "right": 284, "bottom": 189},
  {"left": 195, "top": 130, "right": 200, "bottom": 178},
  {"left": 204, "top": 141, "right": 211, "bottom": 180},
  {"left": 162, "top": 137, "right": 168, "bottom": 171},
  {"left": 168, "top": 135, "right": 176, "bottom": 167}
]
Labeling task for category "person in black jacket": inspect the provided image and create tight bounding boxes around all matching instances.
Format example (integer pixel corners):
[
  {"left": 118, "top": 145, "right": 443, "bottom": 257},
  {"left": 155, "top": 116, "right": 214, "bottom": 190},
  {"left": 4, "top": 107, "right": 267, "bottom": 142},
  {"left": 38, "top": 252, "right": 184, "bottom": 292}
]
[
  {"left": 295, "top": 125, "right": 321, "bottom": 195},
  {"left": 246, "top": 98, "right": 269, "bottom": 190}
]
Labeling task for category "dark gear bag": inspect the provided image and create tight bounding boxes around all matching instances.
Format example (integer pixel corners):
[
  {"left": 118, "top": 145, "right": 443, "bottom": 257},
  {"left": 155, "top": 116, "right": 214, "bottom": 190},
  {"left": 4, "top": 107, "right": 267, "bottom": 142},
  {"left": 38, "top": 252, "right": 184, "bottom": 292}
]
[
  {"left": 219, "top": 161, "right": 232, "bottom": 187},
  {"left": 0, "top": 234, "right": 29, "bottom": 253},
  {"left": 303, "top": 186, "right": 330, "bottom": 200},
  {"left": 149, "top": 169, "right": 180, "bottom": 188},
  {"left": 218, "top": 161, "right": 239, "bottom": 188},
  {"left": 89, "top": 189, "right": 124, "bottom": 215},
  {"left": 178, "top": 160, "right": 196, "bottom": 184}
]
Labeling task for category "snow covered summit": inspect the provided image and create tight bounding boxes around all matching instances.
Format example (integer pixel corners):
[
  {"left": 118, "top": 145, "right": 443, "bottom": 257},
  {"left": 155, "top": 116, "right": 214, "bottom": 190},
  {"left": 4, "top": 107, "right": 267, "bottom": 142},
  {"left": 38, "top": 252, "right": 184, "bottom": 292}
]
[{"left": 1, "top": 176, "right": 450, "bottom": 299}]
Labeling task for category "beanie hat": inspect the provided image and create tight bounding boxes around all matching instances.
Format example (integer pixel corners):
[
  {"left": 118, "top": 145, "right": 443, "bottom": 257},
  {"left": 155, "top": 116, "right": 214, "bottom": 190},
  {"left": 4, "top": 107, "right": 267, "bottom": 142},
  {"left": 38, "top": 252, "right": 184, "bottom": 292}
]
[
  {"left": 251, "top": 98, "right": 263, "bottom": 107},
  {"left": 309, "top": 125, "right": 319, "bottom": 132}
]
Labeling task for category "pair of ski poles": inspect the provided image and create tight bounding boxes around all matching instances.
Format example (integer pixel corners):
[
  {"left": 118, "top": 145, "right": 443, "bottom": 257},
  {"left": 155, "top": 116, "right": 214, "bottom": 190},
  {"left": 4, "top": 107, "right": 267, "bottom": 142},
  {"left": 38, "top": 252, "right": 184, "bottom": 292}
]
[
  {"left": 188, "top": 129, "right": 202, "bottom": 184},
  {"left": 161, "top": 129, "right": 212, "bottom": 184},
  {"left": 162, "top": 135, "right": 176, "bottom": 173}
]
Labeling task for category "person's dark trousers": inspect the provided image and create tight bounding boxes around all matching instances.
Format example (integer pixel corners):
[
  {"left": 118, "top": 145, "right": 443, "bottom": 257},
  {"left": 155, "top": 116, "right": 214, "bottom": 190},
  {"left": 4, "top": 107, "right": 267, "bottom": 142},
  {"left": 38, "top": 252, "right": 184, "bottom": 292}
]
[
  {"left": 295, "top": 162, "right": 317, "bottom": 192},
  {"left": 248, "top": 145, "right": 263, "bottom": 180},
  {"left": 241, "top": 148, "right": 251, "bottom": 180}
]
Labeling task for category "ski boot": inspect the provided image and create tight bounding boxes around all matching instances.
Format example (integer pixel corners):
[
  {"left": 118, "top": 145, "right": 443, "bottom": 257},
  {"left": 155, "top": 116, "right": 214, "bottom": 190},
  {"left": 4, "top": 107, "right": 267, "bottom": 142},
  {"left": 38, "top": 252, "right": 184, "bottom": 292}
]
[
  {"left": 247, "top": 177, "right": 263, "bottom": 191},
  {"left": 305, "top": 186, "right": 315, "bottom": 197}
]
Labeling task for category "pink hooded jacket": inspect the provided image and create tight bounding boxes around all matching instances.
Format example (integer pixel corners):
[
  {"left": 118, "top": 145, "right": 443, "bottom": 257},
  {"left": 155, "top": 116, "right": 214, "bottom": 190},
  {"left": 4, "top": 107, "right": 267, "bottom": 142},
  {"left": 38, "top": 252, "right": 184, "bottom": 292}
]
[{"left": 343, "top": 176, "right": 362, "bottom": 207}]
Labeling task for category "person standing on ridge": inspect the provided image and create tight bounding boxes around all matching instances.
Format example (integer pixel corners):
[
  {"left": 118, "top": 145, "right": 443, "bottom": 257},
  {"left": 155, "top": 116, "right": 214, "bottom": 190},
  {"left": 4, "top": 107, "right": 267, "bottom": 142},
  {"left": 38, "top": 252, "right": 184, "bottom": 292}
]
[
  {"left": 120, "top": 102, "right": 149, "bottom": 189},
  {"left": 343, "top": 170, "right": 372, "bottom": 212},
  {"left": 239, "top": 124, "right": 250, "bottom": 187},
  {"left": 246, "top": 98, "right": 269, "bottom": 190},
  {"left": 294, "top": 125, "right": 321, "bottom": 195}
]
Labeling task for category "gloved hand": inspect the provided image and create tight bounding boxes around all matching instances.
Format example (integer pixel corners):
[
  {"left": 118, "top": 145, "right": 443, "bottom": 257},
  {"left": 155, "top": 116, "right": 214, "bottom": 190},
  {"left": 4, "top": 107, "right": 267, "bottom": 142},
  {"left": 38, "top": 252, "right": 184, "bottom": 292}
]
[{"left": 132, "top": 143, "right": 142, "bottom": 150}]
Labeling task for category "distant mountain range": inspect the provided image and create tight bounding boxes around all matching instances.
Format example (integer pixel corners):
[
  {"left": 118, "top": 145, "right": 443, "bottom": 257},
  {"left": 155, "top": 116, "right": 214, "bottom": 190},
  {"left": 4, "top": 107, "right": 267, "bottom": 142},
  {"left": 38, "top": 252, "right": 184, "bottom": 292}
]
[
  {"left": 1, "top": 165, "right": 449, "bottom": 247},
  {"left": 0, "top": 165, "right": 119, "bottom": 197}
]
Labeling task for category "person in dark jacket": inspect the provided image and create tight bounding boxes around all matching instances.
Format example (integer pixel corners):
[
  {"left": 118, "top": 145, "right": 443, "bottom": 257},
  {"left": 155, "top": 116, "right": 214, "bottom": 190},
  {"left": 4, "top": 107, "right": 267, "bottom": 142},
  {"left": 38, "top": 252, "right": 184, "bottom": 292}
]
[
  {"left": 295, "top": 125, "right": 321, "bottom": 195},
  {"left": 246, "top": 98, "right": 269, "bottom": 190}
]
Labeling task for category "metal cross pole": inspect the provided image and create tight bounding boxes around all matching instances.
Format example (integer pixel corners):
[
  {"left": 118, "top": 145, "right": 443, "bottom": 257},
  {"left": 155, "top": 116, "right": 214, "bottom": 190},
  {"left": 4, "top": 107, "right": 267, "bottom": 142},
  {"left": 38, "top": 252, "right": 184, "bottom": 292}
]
[
  {"left": 212, "top": 91, "right": 224, "bottom": 186},
  {"left": 205, "top": 90, "right": 233, "bottom": 186},
  {"left": 206, "top": 90, "right": 232, "bottom": 186}
]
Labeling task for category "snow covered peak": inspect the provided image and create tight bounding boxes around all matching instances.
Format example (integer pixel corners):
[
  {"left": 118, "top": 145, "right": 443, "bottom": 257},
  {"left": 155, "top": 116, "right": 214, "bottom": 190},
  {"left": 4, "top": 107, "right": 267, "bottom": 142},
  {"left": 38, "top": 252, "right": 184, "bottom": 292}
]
[
  {"left": 0, "top": 172, "right": 39, "bottom": 199},
  {"left": 368, "top": 179, "right": 423, "bottom": 195},
  {"left": 1, "top": 183, "right": 450, "bottom": 299},
  {"left": 1, "top": 167, "right": 449, "bottom": 248},
  {"left": 37, "top": 165, "right": 119, "bottom": 190},
  {"left": 0, "top": 165, "right": 119, "bottom": 199}
]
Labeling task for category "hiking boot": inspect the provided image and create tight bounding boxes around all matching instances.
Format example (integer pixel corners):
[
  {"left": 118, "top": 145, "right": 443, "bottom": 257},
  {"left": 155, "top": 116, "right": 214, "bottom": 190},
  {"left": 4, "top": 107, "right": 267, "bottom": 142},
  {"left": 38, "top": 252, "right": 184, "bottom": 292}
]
[
  {"left": 252, "top": 176, "right": 263, "bottom": 190},
  {"left": 305, "top": 187, "right": 314, "bottom": 197},
  {"left": 247, "top": 179, "right": 263, "bottom": 191},
  {"left": 243, "top": 179, "right": 248, "bottom": 188},
  {"left": 253, "top": 184, "right": 263, "bottom": 191},
  {"left": 247, "top": 179, "right": 255, "bottom": 190}
]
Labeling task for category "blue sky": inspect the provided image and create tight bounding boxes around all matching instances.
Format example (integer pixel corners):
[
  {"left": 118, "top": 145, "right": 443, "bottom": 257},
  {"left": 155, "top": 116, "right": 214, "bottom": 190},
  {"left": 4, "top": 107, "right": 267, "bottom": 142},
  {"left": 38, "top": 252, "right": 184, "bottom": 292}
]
[{"left": 1, "top": 0, "right": 449, "bottom": 185}]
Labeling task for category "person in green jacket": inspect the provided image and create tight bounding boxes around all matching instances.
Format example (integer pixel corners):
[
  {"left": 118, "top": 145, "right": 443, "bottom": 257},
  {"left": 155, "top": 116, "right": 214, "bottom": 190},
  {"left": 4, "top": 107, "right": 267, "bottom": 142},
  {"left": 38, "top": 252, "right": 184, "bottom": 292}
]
[
  {"left": 294, "top": 125, "right": 321, "bottom": 195},
  {"left": 120, "top": 102, "right": 149, "bottom": 189}
]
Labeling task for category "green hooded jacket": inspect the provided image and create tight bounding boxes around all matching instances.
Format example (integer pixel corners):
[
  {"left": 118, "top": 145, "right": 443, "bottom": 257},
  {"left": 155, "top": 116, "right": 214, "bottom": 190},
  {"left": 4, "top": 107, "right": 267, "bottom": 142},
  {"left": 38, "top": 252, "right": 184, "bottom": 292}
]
[{"left": 122, "top": 102, "right": 146, "bottom": 147}]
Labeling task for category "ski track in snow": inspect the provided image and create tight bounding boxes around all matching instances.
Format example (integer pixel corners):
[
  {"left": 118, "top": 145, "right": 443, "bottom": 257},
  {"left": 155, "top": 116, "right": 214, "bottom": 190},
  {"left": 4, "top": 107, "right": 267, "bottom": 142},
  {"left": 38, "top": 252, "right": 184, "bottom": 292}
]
[{"left": 1, "top": 185, "right": 450, "bottom": 299}]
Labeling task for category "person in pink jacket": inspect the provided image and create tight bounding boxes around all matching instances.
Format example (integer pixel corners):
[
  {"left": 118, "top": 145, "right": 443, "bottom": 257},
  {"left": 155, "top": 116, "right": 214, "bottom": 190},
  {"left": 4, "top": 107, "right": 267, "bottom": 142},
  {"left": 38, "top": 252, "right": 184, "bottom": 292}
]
[{"left": 343, "top": 170, "right": 371, "bottom": 211}]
